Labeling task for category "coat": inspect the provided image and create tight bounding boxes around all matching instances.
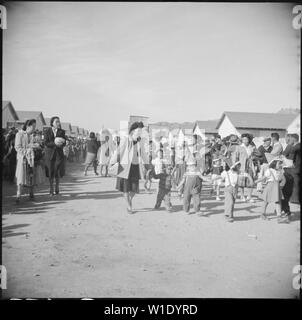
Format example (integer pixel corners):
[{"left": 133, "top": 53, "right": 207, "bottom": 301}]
[
  {"left": 110, "top": 136, "right": 149, "bottom": 180},
  {"left": 283, "top": 143, "right": 295, "bottom": 160},
  {"left": 44, "top": 127, "right": 67, "bottom": 178},
  {"left": 15, "top": 130, "right": 34, "bottom": 185},
  {"left": 257, "top": 145, "right": 273, "bottom": 164}
]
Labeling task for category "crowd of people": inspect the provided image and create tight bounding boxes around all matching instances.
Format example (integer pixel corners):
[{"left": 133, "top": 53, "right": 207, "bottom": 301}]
[
  {"left": 108, "top": 122, "right": 300, "bottom": 224},
  {"left": 2, "top": 118, "right": 300, "bottom": 224}
]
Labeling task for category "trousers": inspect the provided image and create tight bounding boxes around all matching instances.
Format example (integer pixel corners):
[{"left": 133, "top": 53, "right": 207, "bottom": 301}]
[
  {"left": 183, "top": 191, "right": 201, "bottom": 212},
  {"left": 155, "top": 188, "right": 172, "bottom": 209},
  {"left": 224, "top": 185, "right": 237, "bottom": 218}
]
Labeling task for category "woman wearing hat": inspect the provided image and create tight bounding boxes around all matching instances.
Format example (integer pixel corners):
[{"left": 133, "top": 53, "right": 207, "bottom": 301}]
[
  {"left": 109, "top": 121, "right": 149, "bottom": 214},
  {"left": 44, "top": 116, "right": 67, "bottom": 196},
  {"left": 255, "top": 154, "right": 286, "bottom": 222},
  {"left": 236, "top": 133, "right": 256, "bottom": 203}
]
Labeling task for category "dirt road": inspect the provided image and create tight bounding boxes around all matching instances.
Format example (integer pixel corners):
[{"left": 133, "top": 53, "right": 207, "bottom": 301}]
[{"left": 2, "top": 163, "right": 300, "bottom": 298}]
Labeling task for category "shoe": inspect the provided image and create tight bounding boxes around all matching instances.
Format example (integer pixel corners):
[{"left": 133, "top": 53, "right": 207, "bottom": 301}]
[
  {"left": 216, "top": 196, "right": 222, "bottom": 201},
  {"left": 16, "top": 197, "right": 20, "bottom": 204},
  {"left": 277, "top": 217, "right": 289, "bottom": 224},
  {"left": 239, "top": 196, "right": 245, "bottom": 202},
  {"left": 246, "top": 198, "right": 255, "bottom": 203},
  {"left": 95, "top": 172, "right": 99, "bottom": 176},
  {"left": 260, "top": 214, "right": 268, "bottom": 220},
  {"left": 127, "top": 207, "right": 133, "bottom": 214},
  {"left": 29, "top": 194, "right": 35, "bottom": 201},
  {"left": 227, "top": 217, "right": 234, "bottom": 223},
  {"left": 84, "top": 172, "right": 87, "bottom": 176},
  {"left": 198, "top": 211, "right": 208, "bottom": 217}
]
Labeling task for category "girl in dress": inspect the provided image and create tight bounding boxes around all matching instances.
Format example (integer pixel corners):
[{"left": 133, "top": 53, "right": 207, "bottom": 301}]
[{"left": 255, "top": 154, "right": 286, "bottom": 222}]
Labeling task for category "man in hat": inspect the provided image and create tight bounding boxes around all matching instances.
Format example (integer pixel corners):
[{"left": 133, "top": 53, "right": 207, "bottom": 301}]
[{"left": 257, "top": 137, "right": 273, "bottom": 164}]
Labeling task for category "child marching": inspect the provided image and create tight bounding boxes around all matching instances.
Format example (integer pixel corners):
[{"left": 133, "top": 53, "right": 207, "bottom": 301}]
[
  {"left": 211, "top": 147, "right": 223, "bottom": 201},
  {"left": 152, "top": 164, "right": 174, "bottom": 212},
  {"left": 255, "top": 154, "right": 286, "bottom": 223},
  {"left": 219, "top": 159, "right": 242, "bottom": 223},
  {"left": 177, "top": 156, "right": 203, "bottom": 215}
]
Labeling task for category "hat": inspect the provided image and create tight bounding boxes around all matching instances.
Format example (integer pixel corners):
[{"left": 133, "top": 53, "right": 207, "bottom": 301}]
[
  {"left": 224, "top": 157, "right": 241, "bottom": 169},
  {"left": 263, "top": 136, "right": 271, "bottom": 142},
  {"left": 265, "top": 153, "right": 283, "bottom": 165},
  {"left": 241, "top": 133, "right": 253, "bottom": 143},
  {"left": 229, "top": 135, "right": 238, "bottom": 143}
]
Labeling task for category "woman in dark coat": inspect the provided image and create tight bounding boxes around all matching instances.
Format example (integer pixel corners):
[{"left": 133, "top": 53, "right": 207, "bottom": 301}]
[
  {"left": 44, "top": 116, "right": 67, "bottom": 195},
  {"left": 84, "top": 131, "right": 100, "bottom": 176}
]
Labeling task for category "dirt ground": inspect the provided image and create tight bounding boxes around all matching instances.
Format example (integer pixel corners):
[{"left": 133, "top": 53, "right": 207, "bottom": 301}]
[{"left": 2, "top": 163, "right": 300, "bottom": 298}]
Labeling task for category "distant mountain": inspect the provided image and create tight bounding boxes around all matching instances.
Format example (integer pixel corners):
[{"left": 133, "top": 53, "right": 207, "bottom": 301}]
[{"left": 277, "top": 108, "right": 300, "bottom": 114}]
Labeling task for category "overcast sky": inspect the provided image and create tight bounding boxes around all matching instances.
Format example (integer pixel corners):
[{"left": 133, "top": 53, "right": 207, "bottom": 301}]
[{"left": 3, "top": 2, "right": 300, "bottom": 132}]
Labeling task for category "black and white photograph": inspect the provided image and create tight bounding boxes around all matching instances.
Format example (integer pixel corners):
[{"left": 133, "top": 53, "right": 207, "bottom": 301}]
[{"left": 1, "top": 1, "right": 301, "bottom": 300}]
